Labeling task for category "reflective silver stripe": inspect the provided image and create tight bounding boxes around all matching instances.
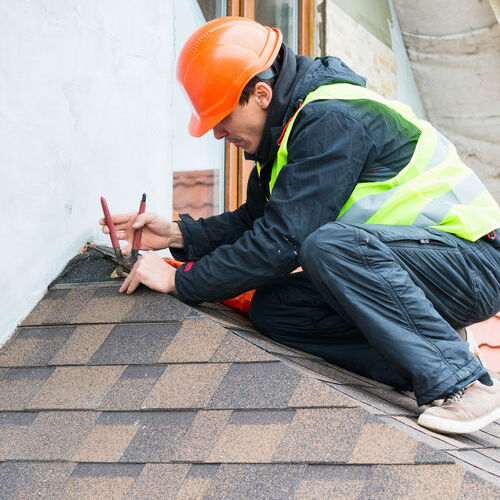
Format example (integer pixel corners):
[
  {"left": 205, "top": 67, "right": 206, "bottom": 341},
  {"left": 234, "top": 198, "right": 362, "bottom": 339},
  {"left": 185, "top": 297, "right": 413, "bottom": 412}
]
[
  {"left": 339, "top": 129, "right": 451, "bottom": 224},
  {"left": 423, "top": 130, "right": 450, "bottom": 172},
  {"left": 338, "top": 188, "right": 400, "bottom": 223},
  {"left": 412, "top": 172, "right": 486, "bottom": 227}
]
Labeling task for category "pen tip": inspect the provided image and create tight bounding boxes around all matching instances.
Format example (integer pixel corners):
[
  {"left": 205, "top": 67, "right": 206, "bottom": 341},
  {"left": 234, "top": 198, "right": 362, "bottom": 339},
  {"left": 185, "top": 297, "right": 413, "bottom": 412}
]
[{"left": 142, "top": 193, "right": 146, "bottom": 202}]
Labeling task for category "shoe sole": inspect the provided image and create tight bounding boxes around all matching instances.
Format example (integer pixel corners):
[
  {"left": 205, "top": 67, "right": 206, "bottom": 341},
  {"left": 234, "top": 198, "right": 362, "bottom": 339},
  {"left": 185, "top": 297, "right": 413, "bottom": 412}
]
[{"left": 417, "top": 406, "right": 500, "bottom": 434}]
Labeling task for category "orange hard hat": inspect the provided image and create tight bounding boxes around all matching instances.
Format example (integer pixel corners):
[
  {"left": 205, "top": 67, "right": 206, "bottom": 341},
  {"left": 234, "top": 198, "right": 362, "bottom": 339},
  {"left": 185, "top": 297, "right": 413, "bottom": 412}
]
[{"left": 177, "top": 16, "right": 283, "bottom": 137}]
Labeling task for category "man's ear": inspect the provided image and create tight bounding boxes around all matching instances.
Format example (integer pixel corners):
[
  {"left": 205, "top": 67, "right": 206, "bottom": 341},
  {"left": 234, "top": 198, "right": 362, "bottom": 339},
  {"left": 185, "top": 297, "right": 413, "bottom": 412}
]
[{"left": 254, "top": 82, "right": 273, "bottom": 110}]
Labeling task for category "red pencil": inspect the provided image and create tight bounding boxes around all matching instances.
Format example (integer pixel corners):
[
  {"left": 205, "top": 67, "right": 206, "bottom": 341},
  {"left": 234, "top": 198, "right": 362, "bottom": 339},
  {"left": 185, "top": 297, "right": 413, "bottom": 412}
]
[
  {"left": 100, "top": 196, "right": 122, "bottom": 262},
  {"left": 131, "top": 193, "right": 146, "bottom": 260}
]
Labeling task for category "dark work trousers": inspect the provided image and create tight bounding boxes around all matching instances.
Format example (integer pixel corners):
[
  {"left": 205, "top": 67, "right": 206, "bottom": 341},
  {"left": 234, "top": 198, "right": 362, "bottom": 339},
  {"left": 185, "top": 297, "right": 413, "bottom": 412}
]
[{"left": 249, "top": 223, "right": 500, "bottom": 405}]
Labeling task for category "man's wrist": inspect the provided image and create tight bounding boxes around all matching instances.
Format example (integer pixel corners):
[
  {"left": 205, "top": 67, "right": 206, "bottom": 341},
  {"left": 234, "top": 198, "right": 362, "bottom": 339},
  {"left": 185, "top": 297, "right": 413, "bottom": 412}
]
[{"left": 169, "top": 222, "right": 185, "bottom": 248}]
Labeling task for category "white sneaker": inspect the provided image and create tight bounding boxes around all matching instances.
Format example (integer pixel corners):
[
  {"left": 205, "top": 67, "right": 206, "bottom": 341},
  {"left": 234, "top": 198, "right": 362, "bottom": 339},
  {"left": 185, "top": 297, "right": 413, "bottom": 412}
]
[{"left": 418, "top": 379, "right": 500, "bottom": 434}]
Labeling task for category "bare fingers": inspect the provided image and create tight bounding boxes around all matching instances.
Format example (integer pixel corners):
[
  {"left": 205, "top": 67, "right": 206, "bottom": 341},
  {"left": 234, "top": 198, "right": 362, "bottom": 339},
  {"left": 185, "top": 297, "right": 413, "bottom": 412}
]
[{"left": 119, "top": 261, "right": 141, "bottom": 294}]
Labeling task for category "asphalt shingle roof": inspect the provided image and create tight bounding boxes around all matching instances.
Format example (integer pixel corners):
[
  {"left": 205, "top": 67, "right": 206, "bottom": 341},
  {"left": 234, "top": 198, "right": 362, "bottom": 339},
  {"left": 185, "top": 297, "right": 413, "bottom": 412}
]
[{"left": 1, "top": 251, "right": 499, "bottom": 498}]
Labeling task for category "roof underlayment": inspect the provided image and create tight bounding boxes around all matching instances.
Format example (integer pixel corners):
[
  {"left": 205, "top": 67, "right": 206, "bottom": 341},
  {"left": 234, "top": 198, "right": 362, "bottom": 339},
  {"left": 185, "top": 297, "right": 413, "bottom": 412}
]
[
  {"left": 393, "top": 0, "right": 500, "bottom": 202},
  {"left": 0, "top": 251, "right": 499, "bottom": 497}
]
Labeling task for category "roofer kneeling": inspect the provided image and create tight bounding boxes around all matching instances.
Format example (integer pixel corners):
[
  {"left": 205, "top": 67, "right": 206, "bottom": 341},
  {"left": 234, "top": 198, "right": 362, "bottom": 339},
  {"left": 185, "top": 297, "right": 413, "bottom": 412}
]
[{"left": 103, "top": 17, "right": 500, "bottom": 435}]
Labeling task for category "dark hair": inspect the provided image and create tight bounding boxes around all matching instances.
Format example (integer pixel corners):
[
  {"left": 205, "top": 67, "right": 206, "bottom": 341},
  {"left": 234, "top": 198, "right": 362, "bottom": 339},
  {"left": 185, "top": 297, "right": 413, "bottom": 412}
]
[{"left": 238, "top": 50, "right": 282, "bottom": 105}]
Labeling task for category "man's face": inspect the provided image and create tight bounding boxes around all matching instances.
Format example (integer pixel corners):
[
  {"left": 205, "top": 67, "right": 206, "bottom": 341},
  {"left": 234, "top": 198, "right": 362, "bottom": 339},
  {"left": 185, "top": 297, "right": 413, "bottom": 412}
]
[{"left": 212, "top": 82, "right": 272, "bottom": 154}]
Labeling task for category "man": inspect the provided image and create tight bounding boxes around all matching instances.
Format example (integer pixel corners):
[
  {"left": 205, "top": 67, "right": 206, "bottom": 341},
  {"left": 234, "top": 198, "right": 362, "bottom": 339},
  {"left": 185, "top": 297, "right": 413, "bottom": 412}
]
[{"left": 101, "top": 17, "right": 500, "bottom": 434}]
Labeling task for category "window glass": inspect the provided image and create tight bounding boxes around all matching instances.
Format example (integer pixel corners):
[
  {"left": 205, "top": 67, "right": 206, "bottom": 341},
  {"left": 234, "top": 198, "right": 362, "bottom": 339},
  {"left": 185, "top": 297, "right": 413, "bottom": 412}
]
[
  {"left": 254, "top": 0, "right": 299, "bottom": 51},
  {"left": 172, "top": 0, "right": 226, "bottom": 220},
  {"left": 197, "top": 0, "right": 226, "bottom": 20}
]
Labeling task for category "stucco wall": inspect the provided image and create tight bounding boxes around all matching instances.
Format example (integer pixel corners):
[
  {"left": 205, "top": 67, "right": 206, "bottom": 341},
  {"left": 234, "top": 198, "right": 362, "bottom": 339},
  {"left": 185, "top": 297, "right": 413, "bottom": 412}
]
[
  {"left": 325, "top": 0, "right": 398, "bottom": 98},
  {"left": 321, "top": 0, "right": 425, "bottom": 116},
  {"left": 0, "top": 0, "right": 218, "bottom": 344},
  {"left": 393, "top": 0, "right": 500, "bottom": 202}
]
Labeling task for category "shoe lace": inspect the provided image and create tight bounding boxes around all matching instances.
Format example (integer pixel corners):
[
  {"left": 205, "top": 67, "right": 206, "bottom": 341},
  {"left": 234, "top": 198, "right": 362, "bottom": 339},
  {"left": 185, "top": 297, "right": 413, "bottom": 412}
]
[{"left": 443, "top": 389, "right": 465, "bottom": 404}]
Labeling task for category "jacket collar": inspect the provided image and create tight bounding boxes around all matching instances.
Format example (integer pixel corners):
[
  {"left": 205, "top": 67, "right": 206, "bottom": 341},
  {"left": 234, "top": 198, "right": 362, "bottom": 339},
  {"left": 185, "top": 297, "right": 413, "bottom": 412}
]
[{"left": 244, "top": 44, "right": 314, "bottom": 166}]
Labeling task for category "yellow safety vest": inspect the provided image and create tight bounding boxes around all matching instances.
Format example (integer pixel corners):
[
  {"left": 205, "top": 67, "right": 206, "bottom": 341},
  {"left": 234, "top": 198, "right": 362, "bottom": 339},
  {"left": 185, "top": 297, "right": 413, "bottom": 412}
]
[{"left": 257, "top": 83, "right": 500, "bottom": 241}]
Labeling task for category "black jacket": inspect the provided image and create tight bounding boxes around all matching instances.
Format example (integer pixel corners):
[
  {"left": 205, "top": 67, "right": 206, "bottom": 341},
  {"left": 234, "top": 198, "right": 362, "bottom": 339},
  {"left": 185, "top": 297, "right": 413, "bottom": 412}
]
[{"left": 172, "top": 45, "right": 421, "bottom": 303}]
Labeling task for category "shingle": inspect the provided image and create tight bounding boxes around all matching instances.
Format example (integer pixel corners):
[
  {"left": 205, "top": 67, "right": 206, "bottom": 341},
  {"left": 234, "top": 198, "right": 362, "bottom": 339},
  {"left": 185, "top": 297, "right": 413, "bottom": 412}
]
[
  {"left": 21, "top": 288, "right": 70, "bottom": 325},
  {"left": 477, "top": 448, "right": 500, "bottom": 462},
  {"left": 234, "top": 329, "right": 325, "bottom": 359},
  {"left": 27, "top": 365, "right": 125, "bottom": 409},
  {"left": 126, "top": 464, "right": 191, "bottom": 500},
  {"left": 203, "top": 464, "right": 306, "bottom": 500},
  {"left": 210, "top": 332, "right": 277, "bottom": 362},
  {"left": 0, "top": 367, "right": 54, "bottom": 410},
  {"left": 304, "top": 463, "right": 373, "bottom": 481},
  {"left": 99, "top": 365, "right": 165, "bottom": 410},
  {"left": 293, "top": 478, "right": 366, "bottom": 499},
  {"left": 414, "top": 443, "right": 455, "bottom": 464},
  {"left": 287, "top": 376, "right": 357, "bottom": 408},
  {"left": 376, "top": 420, "right": 452, "bottom": 457},
  {"left": 72, "top": 424, "right": 139, "bottom": 462},
  {"left": 273, "top": 408, "right": 367, "bottom": 462},
  {"left": 49, "top": 324, "right": 113, "bottom": 365},
  {"left": 173, "top": 410, "right": 231, "bottom": 461},
  {"left": 229, "top": 409, "right": 296, "bottom": 425},
  {"left": 325, "top": 382, "right": 418, "bottom": 415},
  {"left": 188, "top": 464, "right": 220, "bottom": 478},
  {"left": 361, "top": 464, "right": 465, "bottom": 500},
  {"left": 447, "top": 449, "right": 500, "bottom": 477},
  {"left": 142, "top": 363, "right": 231, "bottom": 409},
  {"left": 283, "top": 356, "right": 378, "bottom": 385},
  {"left": 458, "top": 470, "right": 500, "bottom": 499},
  {"left": 208, "top": 421, "right": 289, "bottom": 462},
  {"left": 294, "top": 465, "right": 374, "bottom": 500},
  {"left": 42, "top": 288, "right": 97, "bottom": 324},
  {"left": 159, "top": 318, "right": 227, "bottom": 363},
  {"left": 0, "top": 326, "right": 75, "bottom": 367},
  {"left": 208, "top": 362, "right": 301, "bottom": 409},
  {"left": 72, "top": 286, "right": 136, "bottom": 323},
  {"left": 0, "top": 461, "right": 76, "bottom": 500},
  {"left": 7, "top": 410, "right": 98, "bottom": 460},
  {"left": 349, "top": 422, "right": 420, "bottom": 463},
  {"left": 393, "top": 416, "right": 482, "bottom": 449},
  {"left": 482, "top": 421, "right": 500, "bottom": 439},
  {"left": 174, "top": 476, "right": 213, "bottom": 499},
  {"left": 120, "top": 411, "right": 196, "bottom": 462},
  {"left": 60, "top": 463, "right": 142, "bottom": 500},
  {"left": 96, "top": 411, "right": 147, "bottom": 426},
  {"left": 192, "top": 303, "right": 258, "bottom": 331},
  {"left": 89, "top": 323, "right": 180, "bottom": 364},
  {"left": 0, "top": 412, "right": 37, "bottom": 460},
  {"left": 121, "top": 288, "right": 191, "bottom": 323},
  {"left": 364, "top": 386, "right": 421, "bottom": 414},
  {"left": 461, "top": 429, "right": 500, "bottom": 448}
]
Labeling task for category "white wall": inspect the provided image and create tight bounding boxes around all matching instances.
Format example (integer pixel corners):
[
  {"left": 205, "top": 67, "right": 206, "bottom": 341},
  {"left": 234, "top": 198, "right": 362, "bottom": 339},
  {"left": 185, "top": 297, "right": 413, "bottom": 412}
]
[{"left": 0, "top": 0, "right": 218, "bottom": 344}]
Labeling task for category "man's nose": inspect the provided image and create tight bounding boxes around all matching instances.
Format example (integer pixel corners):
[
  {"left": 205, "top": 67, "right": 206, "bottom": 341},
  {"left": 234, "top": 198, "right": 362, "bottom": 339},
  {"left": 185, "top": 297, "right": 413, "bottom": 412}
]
[{"left": 213, "top": 123, "right": 227, "bottom": 140}]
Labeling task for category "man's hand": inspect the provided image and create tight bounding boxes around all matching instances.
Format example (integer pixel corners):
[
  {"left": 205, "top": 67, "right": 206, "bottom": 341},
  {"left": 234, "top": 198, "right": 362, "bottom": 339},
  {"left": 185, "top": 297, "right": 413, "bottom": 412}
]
[
  {"left": 100, "top": 212, "right": 184, "bottom": 255},
  {"left": 119, "top": 251, "right": 177, "bottom": 294}
]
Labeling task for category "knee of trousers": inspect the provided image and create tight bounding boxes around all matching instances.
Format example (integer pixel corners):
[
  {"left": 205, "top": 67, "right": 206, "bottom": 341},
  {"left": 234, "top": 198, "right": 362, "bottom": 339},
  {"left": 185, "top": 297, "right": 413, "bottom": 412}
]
[{"left": 299, "top": 222, "right": 359, "bottom": 274}]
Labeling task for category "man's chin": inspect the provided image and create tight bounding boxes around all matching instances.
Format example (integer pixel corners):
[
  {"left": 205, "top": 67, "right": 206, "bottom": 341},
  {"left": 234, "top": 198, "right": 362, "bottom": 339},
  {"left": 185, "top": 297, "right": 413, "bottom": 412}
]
[{"left": 241, "top": 144, "right": 256, "bottom": 154}]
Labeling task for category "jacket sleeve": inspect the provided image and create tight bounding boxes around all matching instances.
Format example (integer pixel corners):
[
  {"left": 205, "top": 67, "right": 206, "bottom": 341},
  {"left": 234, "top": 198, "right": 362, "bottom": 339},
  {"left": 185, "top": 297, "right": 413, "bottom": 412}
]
[
  {"left": 170, "top": 168, "right": 267, "bottom": 261},
  {"left": 174, "top": 101, "right": 374, "bottom": 303}
]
